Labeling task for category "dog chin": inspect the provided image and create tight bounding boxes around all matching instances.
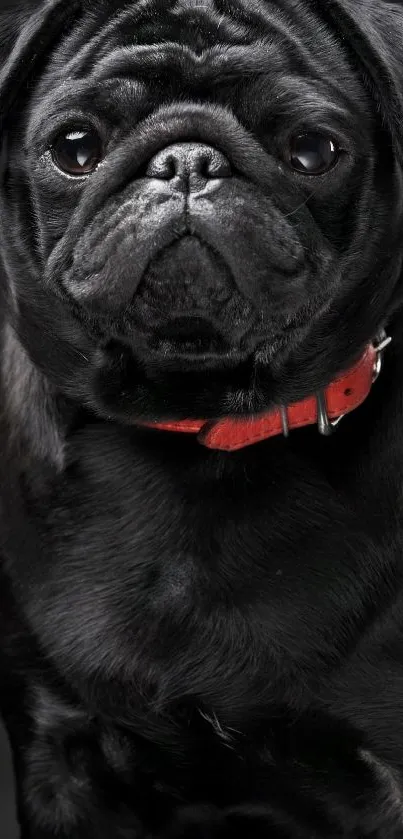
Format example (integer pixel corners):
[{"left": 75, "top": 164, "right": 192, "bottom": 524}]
[
  {"left": 87, "top": 332, "right": 298, "bottom": 425},
  {"left": 92, "top": 381, "right": 272, "bottom": 427}
]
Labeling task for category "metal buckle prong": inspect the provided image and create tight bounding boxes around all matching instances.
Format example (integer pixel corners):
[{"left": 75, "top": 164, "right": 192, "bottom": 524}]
[
  {"left": 316, "top": 390, "right": 336, "bottom": 437},
  {"left": 375, "top": 336, "right": 393, "bottom": 354}
]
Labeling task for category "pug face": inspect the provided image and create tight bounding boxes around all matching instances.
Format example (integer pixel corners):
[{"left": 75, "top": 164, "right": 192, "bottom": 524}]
[{"left": 1, "top": 0, "right": 403, "bottom": 423}]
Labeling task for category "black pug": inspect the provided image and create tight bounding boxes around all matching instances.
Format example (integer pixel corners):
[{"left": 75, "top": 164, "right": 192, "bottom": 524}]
[{"left": 2, "top": 0, "right": 403, "bottom": 836}]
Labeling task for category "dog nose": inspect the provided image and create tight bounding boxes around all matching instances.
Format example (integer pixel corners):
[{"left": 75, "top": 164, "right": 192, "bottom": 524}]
[{"left": 145, "top": 143, "right": 232, "bottom": 193}]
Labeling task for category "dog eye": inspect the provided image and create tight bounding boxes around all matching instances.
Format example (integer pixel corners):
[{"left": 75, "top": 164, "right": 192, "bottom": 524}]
[
  {"left": 50, "top": 129, "right": 103, "bottom": 176},
  {"left": 287, "top": 133, "right": 339, "bottom": 175}
]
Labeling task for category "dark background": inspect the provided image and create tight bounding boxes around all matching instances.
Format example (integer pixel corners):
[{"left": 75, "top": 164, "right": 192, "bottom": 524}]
[{"left": 0, "top": 717, "right": 18, "bottom": 838}]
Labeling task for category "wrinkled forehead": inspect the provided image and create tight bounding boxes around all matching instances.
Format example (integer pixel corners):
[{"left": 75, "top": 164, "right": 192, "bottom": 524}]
[
  {"left": 69, "top": 0, "right": 343, "bottom": 80},
  {"left": 28, "top": 0, "right": 370, "bottom": 140}
]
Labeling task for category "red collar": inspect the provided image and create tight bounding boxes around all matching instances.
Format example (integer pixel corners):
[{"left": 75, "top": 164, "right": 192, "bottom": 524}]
[{"left": 142, "top": 334, "right": 391, "bottom": 452}]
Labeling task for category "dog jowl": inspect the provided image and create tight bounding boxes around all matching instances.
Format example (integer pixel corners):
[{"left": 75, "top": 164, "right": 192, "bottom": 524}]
[{"left": 1, "top": 1, "right": 403, "bottom": 837}]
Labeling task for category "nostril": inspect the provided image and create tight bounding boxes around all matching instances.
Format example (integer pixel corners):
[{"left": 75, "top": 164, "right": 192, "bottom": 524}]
[
  {"left": 202, "top": 152, "right": 232, "bottom": 179},
  {"left": 199, "top": 156, "right": 211, "bottom": 179},
  {"left": 145, "top": 153, "right": 177, "bottom": 180}
]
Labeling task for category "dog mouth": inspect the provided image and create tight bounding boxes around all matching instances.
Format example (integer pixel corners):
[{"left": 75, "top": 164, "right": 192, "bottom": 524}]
[
  {"left": 150, "top": 316, "right": 231, "bottom": 355},
  {"left": 85, "top": 232, "right": 327, "bottom": 420},
  {"left": 90, "top": 288, "right": 321, "bottom": 424},
  {"left": 132, "top": 235, "right": 259, "bottom": 359}
]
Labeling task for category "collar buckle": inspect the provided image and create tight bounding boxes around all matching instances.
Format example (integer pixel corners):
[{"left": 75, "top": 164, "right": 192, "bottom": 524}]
[
  {"left": 372, "top": 329, "right": 392, "bottom": 384},
  {"left": 315, "top": 329, "right": 392, "bottom": 437}
]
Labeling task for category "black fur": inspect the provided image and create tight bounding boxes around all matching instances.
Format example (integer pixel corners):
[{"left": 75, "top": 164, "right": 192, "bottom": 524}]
[{"left": 2, "top": 1, "right": 403, "bottom": 836}]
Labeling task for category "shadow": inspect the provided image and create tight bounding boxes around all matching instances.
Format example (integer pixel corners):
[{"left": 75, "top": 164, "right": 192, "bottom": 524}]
[{"left": 0, "top": 716, "right": 18, "bottom": 839}]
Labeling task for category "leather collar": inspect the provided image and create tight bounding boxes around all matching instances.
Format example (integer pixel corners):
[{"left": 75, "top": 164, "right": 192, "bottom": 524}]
[{"left": 142, "top": 332, "right": 392, "bottom": 452}]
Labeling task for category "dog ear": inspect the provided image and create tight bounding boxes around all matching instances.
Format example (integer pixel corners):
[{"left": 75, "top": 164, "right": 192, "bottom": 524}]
[
  {"left": 0, "top": 0, "right": 81, "bottom": 134},
  {"left": 315, "top": 0, "right": 403, "bottom": 167},
  {"left": 0, "top": 1, "right": 83, "bottom": 472}
]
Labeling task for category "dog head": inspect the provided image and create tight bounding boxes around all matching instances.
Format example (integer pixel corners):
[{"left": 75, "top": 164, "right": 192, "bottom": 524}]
[{"left": 1, "top": 0, "right": 403, "bottom": 426}]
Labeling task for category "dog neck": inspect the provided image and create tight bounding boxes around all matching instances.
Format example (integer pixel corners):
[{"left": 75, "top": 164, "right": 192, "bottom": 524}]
[{"left": 142, "top": 333, "right": 392, "bottom": 452}]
